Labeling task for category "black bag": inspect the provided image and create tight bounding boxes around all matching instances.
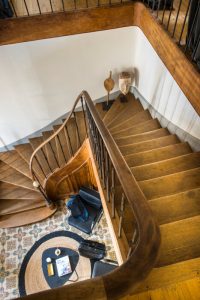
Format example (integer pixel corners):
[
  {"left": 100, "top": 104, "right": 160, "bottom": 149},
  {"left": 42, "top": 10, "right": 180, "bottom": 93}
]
[
  {"left": 145, "top": 0, "right": 172, "bottom": 10},
  {"left": 78, "top": 240, "right": 106, "bottom": 260},
  {"left": 0, "top": 0, "right": 13, "bottom": 19}
]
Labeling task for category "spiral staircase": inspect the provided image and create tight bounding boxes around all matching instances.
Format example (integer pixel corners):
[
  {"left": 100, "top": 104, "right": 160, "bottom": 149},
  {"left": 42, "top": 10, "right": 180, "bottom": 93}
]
[{"left": 0, "top": 91, "right": 200, "bottom": 299}]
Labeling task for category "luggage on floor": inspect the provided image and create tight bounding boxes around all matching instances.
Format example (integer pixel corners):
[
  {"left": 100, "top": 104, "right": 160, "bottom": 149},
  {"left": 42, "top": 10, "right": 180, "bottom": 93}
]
[{"left": 78, "top": 240, "right": 106, "bottom": 260}]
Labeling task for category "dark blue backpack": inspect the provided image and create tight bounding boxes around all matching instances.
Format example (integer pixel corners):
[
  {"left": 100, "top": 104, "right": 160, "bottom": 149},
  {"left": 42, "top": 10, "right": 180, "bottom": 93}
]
[
  {"left": 0, "top": 0, "right": 13, "bottom": 19},
  {"left": 67, "top": 195, "right": 89, "bottom": 222}
]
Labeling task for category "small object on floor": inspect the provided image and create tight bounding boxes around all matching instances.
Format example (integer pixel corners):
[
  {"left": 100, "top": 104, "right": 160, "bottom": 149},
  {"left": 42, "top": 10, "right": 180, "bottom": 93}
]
[
  {"left": 78, "top": 240, "right": 106, "bottom": 260},
  {"left": 56, "top": 255, "right": 72, "bottom": 277},
  {"left": 55, "top": 248, "right": 61, "bottom": 256},
  {"left": 103, "top": 71, "right": 115, "bottom": 111},
  {"left": 92, "top": 261, "right": 118, "bottom": 278},
  {"left": 67, "top": 187, "right": 102, "bottom": 234},
  {"left": 47, "top": 260, "right": 54, "bottom": 277}
]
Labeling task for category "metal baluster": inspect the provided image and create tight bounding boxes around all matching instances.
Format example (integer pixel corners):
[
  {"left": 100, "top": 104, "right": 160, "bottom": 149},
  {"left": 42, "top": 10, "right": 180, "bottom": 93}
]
[
  {"left": 156, "top": 0, "right": 161, "bottom": 18},
  {"left": 41, "top": 148, "right": 53, "bottom": 173},
  {"left": 100, "top": 138, "right": 105, "bottom": 185},
  {"left": 32, "top": 171, "right": 48, "bottom": 202},
  {"left": 36, "top": 0, "right": 42, "bottom": 14},
  {"left": 161, "top": 0, "right": 167, "bottom": 24},
  {"left": 10, "top": 0, "right": 18, "bottom": 17},
  {"left": 49, "top": 0, "right": 54, "bottom": 12},
  {"left": 172, "top": 0, "right": 183, "bottom": 37},
  {"left": 192, "top": 34, "right": 200, "bottom": 60},
  {"left": 23, "top": 0, "right": 29, "bottom": 16},
  {"left": 64, "top": 125, "right": 74, "bottom": 157},
  {"left": 185, "top": 1, "right": 200, "bottom": 53},
  {"left": 56, "top": 133, "right": 67, "bottom": 163},
  {"left": 48, "top": 141, "right": 60, "bottom": 168},
  {"left": 118, "top": 193, "right": 125, "bottom": 238},
  {"left": 86, "top": 0, "right": 88, "bottom": 8},
  {"left": 166, "top": 0, "right": 174, "bottom": 30},
  {"left": 111, "top": 167, "right": 115, "bottom": 218},
  {"left": 105, "top": 151, "right": 110, "bottom": 202},
  {"left": 178, "top": 0, "right": 191, "bottom": 45},
  {"left": 61, "top": 0, "right": 65, "bottom": 11},
  {"left": 73, "top": 112, "right": 81, "bottom": 148},
  {"left": 74, "top": 0, "right": 77, "bottom": 10},
  {"left": 127, "top": 229, "right": 137, "bottom": 259},
  {"left": 81, "top": 97, "right": 88, "bottom": 137},
  {"left": 34, "top": 156, "right": 47, "bottom": 178}
]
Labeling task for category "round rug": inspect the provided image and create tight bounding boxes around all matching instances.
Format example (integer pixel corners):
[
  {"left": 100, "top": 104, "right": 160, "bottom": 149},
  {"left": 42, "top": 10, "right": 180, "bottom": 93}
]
[{"left": 19, "top": 231, "right": 91, "bottom": 296}]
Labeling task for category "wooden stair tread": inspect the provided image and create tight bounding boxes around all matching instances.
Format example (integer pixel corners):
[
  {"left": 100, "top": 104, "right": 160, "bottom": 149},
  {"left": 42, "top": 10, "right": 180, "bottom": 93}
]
[
  {"left": 95, "top": 102, "right": 108, "bottom": 119},
  {"left": 157, "top": 215, "right": 200, "bottom": 267},
  {"left": 124, "top": 142, "right": 192, "bottom": 167},
  {"left": 115, "top": 128, "right": 170, "bottom": 146},
  {"left": 132, "top": 152, "right": 200, "bottom": 181},
  {"left": 133, "top": 257, "right": 200, "bottom": 294},
  {"left": 0, "top": 182, "right": 40, "bottom": 199},
  {"left": 0, "top": 149, "right": 31, "bottom": 178},
  {"left": 112, "top": 119, "right": 161, "bottom": 138},
  {"left": 74, "top": 110, "right": 87, "bottom": 144},
  {"left": 149, "top": 188, "right": 200, "bottom": 225},
  {"left": 110, "top": 109, "right": 152, "bottom": 134},
  {"left": 103, "top": 94, "right": 130, "bottom": 125},
  {"left": 0, "top": 198, "right": 45, "bottom": 216},
  {"left": 139, "top": 168, "right": 200, "bottom": 200},
  {"left": 0, "top": 161, "right": 34, "bottom": 190},
  {"left": 0, "top": 206, "right": 56, "bottom": 228},
  {"left": 15, "top": 143, "right": 33, "bottom": 163},
  {"left": 108, "top": 96, "right": 144, "bottom": 128},
  {"left": 120, "top": 135, "right": 180, "bottom": 156}
]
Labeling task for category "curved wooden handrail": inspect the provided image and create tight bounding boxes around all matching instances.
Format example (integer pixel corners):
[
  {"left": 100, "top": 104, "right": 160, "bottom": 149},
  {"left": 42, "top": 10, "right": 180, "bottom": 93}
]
[{"left": 28, "top": 90, "right": 161, "bottom": 299}]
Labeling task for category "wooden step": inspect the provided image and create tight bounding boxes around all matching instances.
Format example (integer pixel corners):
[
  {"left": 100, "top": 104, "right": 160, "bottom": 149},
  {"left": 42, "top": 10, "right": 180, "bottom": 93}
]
[
  {"left": 139, "top": 168, "right": 200, "bottom": 200},
  {"left": 157, "top": 215, "right": 200, "bottom": 267},
  {"left": 42, "top": 130, "right": 60, "bottom": 170},
  {"left": 95, "top": 102, "right": 108, "bottom": 119},
  {"left": 149, "top": 188, "right": 200, "bottom": 225},
  {"left": 15, "top": 143, "right": 33, "bottom": 163},
  {"left": 133, "top": 257, "right": 200, "bottom": 294},
  {"left": 110, "top": 109, "right": 152, "bottom": 134},
  {"left": 115, "top": 128, "right": 169, "bottom": 147},
  {"left": 0, "top": 182, "right": 40, "bottom": 199},
  {"left": 29, "top": 136, "right": 51, "bottom": 176},
  {"left": 65, "top": 118, "right": 80, "bottom": 155},
  {"left": 124, "top": 143, "right": 192, "bottom": 167},
  {"left": 132, "top": 152, "right": 200, "bottom": 181},
  {"left": 0, "top": 198, "right": 45, "bottom": 216},
  {"left": 103, "top": 94, "right": 130, "bottom": 125},
  {"left": 74, "top": 110, "right": 87, "bottom": 144},
  {"left": 108, "top": 97, "right": 144, "bottom": 129},
  {"left": 0, "top": 149, "right": 31, "bottom": 178},
  {"left": 112, "top": 119, "right": 161, "bottom": 139},
  {"left": 120, "top": 135, "right": 180, "bottom": 156},
  {"left": 0, "top": 206, "right": 56, "bottom": 228},
  {"left": 128, "top": 277, "right": 200, "bottom": 300},
  {"left": 0, "top": 161, "right": 35, "bottom": 190},
  {"left": 15, "top": 142, "right": 45, "bottom": 183}
]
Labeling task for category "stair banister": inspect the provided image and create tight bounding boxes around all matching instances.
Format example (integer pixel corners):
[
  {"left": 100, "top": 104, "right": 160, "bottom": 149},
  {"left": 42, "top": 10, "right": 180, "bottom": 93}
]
[{"left": 28, "top": 90, "right": 160, "bottom": 299}]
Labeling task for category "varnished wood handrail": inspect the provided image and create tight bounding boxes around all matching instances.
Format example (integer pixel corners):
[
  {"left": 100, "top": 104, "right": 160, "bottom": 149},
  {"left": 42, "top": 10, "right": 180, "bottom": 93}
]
[{"left": 28, "top": 90, "right": 160, "bottom": 299}]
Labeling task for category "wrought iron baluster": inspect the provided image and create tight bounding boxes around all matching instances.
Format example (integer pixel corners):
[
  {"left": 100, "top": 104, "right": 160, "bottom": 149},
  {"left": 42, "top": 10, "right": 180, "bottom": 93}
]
[
  {"left": 23, "top": 0, "right": 29, "bottom": 16},
  {"left": 172, "top": 0, "right": 183, "bottom": 37},
  {"left": 56, "top": 133, "right": 67, "bottom": 163},
  {"left": 105, "top": 150, "right": 110, "bottom": 202},
  {"left": 73, "top": 112, "right": 81, "bottom": 148},
  {"left": 34, "top": 155, "right": 47, "bottom": 178},
  {"left": 61, "top": 0, "right": 65, "bottom": 11},
  {"left": 127, "top": 229, "right": 137, "bottom": 259},
  {"left": 178, "top": 0, "right": 191, "bottom": 45},
  {"left": 41, "top": 147, "right": 53, "bottom": 173},
  {"left": 161, "top": 0, "right": 167, "bottom": 24},
  {"left": 74, "top": 0, "right": 77, "bottom": 10},
  {"left": 166, "top": 0, "right": 174, "bottom": 29},
  {"left": 156, "top": 0, "right": 161, "bottom": 18},
  {"left": 185, "top": 1, "right": 200, "bottom": 53},
  {"left": 48, "top": 141, "right": 60, "bottom": 168},
  {"left": 10, "top": 0, "right": 18, "bottom": 17},
  {"left": 64, "top": 125, "right": 74, "bottom": 157},
  {"left": 36, "top": 0, "right": 42, "bottom": 14},
  {"left": 81, "top": 97, "right": 88, "bottom": 137},
  {"left": 49, "top": 0, "right": 54, "bottom": 12},
  {"left": 118, "top": 193, "right": 125, "bottom": 238},
  {"left": 111, "top": 166, "right": 115, "bottom": 218}
]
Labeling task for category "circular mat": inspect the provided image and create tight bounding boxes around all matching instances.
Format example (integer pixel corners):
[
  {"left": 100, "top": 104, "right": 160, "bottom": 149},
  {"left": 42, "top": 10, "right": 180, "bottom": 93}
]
[{"left": 19, "top": 231, "right": 91, "bottom": 296}]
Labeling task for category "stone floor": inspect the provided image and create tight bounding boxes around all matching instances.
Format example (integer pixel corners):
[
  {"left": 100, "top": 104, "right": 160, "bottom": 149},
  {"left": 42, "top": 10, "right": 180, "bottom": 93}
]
[{"left": 0, "top": 202, "right": 116, "bottom": 300}]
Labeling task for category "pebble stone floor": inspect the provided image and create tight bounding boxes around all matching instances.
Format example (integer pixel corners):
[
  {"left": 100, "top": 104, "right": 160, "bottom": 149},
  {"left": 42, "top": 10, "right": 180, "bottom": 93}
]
[{"left": 0, "top": 202, "right": 117, "bottom": 300}]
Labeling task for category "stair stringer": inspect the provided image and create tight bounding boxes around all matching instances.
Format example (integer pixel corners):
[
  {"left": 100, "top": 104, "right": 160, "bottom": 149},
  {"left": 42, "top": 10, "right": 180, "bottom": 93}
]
[{"left": 45, "top": 139, "right": 97, "bottom": 201}]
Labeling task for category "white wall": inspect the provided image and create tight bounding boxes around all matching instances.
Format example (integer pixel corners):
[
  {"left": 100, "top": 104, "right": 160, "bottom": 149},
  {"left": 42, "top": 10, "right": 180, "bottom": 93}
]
[
  {"left": 0, "top": 26, "right": 199, "bottom": 149},
  {"left": 0, "top": 27, "right": 136, "bottom": 147}
]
